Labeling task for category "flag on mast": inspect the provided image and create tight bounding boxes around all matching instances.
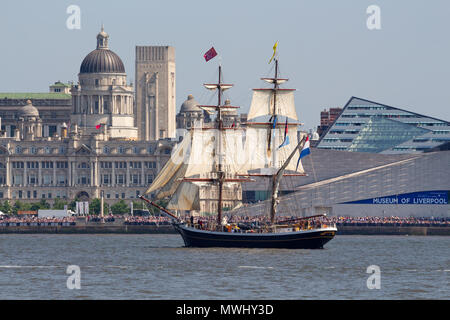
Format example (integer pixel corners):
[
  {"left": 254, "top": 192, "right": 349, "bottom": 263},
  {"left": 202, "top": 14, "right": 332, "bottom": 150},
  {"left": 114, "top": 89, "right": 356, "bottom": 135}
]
[
  {"left": 269, "top": 41, "right": 278, "bottom": 64},
  {"left": 278, "top": 118, "right": 290, "bottom": 148},
  {"left": 204, "top": 47, "right": 218, "bottom": 62},
  {"left": 295, "top": 136, "right": 310, "bottom": 171}
]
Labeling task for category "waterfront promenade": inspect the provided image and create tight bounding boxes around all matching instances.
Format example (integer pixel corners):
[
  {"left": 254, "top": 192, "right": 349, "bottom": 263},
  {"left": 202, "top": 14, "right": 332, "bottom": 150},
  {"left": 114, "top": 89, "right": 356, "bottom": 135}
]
[{"left": 0, "top": 215, "right": 449, "bottom": 235}]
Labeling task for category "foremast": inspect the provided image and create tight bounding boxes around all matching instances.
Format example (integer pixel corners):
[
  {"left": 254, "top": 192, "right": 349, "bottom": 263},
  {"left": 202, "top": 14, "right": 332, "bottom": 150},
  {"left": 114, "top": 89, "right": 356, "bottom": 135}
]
[{"left": 248, "top": 58, "right": 305, "bottom": 225}]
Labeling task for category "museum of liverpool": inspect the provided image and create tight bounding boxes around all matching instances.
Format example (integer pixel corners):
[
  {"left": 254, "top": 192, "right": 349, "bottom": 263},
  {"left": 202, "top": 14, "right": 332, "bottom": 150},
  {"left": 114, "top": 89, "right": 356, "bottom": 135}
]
[{"left": 239, "top": 97, "right": 450, "bottom": 218}]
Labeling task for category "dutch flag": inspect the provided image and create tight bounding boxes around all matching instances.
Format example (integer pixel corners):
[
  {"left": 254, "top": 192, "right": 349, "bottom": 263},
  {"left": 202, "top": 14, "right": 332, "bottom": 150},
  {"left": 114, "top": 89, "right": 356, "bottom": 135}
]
[{"left": 296, "top": 136, "right": 310, "bottom": 171}]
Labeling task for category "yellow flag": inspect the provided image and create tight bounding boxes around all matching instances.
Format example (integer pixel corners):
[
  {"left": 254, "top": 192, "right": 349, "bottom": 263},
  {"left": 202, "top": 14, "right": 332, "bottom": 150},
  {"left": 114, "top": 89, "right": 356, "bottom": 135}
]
[{"left": 268, "top": 41, "right": 278, "bottom": 64}]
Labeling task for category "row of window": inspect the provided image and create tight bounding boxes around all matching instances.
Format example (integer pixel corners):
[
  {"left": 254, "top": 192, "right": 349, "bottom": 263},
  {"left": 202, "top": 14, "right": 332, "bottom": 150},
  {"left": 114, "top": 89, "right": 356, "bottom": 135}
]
[
  {"left": 5, "top": 190, "right": 144, "bottom": 200},
  {"left": 100, "top": 161, "right": 157, "bottom": 169},
  {"left": 6, "top": 173, "right": 154, "bottom": 187},
  {"left": 102, "top": 146, "right": 170, "bottom": 155},
  {"left": 6, "top": 161, "right": 158, "bottom": 170},
  {"left": 15, "top": 146, "right": 65, "bottom": 155},
  {"left": 9, "top": 145, "right": 171, "bottom": 155}
]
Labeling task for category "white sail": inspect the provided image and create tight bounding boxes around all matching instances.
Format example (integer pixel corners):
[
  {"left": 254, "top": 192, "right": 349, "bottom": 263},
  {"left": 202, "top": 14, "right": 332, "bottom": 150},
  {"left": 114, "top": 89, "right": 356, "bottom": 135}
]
[
  {"left": 242, "top": 126, "right": 305, "bottom": 173},
  {"left": 184, "top": 129, "right": 217, "bottom": 178},
  {"left": 247, "top": 89, "right": 298, "bottom": 121},
  {"left": 146, "top": 128, "right": 248, "bottom": 198},
  {"left": 144, "top": 131, "right": 192, "bottom": 195},
  {"left": 167, "top": 181, "right": 200, "bottom": 210}
]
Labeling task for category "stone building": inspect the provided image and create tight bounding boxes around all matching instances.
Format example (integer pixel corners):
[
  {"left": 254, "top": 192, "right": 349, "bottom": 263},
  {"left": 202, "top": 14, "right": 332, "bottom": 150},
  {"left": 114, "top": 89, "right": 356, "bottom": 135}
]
[
  {"left": 0, "top": 27, "right": 176, "bottom": 205},
  {"left": 135, "top": 46, "right": 176, "bottom": 141}
]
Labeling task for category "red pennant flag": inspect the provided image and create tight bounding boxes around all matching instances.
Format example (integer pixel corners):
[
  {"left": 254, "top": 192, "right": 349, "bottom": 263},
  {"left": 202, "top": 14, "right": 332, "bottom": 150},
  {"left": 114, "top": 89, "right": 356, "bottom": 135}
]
[
  {"left": 95, "top": 124, "right": 102, "bottom": 130},
  {"left": 203, "top": 47, "right": 218, "bottom": 62}
]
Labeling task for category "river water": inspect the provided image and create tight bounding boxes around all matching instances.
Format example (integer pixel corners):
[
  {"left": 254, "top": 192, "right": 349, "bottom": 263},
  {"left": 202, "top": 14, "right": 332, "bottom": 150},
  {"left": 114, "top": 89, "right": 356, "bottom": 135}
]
[{"left": 0, "top": 234, "right": 448, "bottom": 299}]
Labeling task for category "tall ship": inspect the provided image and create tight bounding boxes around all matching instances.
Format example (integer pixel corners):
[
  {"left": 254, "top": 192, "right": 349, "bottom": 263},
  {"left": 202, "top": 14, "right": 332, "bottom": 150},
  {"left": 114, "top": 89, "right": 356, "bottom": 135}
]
[{"left": 140, "top": 55, "right": 337, "bottom": 249}]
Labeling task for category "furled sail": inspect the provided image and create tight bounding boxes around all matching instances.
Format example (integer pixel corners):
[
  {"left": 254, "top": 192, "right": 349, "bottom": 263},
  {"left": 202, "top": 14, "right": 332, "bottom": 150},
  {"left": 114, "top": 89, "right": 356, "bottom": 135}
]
[{"left": 247, "top": 89, "right": 298, "bottom": 121}]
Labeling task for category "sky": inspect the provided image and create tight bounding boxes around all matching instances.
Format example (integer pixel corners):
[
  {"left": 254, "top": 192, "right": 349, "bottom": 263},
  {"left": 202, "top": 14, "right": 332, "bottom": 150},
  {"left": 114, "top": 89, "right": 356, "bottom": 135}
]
[{"left": 1, "top": 0, "right": 450, "bottom": 131}]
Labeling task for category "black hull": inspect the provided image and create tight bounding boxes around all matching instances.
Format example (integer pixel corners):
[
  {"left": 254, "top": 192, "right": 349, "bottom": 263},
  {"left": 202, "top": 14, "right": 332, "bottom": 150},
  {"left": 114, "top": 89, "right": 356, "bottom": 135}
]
[{"left": 173, "top": 224, "right": 336, "bottom": 249}]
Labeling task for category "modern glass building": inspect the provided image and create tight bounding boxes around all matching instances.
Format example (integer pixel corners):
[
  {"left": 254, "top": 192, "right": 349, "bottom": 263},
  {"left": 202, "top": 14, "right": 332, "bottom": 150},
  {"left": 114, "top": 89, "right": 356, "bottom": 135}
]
[{"left": 316, "top": 97, "right": 450, "bottom": 154}]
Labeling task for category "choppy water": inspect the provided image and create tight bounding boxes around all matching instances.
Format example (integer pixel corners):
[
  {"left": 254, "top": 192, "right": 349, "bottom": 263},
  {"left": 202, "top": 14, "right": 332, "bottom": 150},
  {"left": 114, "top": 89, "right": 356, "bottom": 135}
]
[{"left": 0, "top": 234, "right": 448, "bottom": 299}]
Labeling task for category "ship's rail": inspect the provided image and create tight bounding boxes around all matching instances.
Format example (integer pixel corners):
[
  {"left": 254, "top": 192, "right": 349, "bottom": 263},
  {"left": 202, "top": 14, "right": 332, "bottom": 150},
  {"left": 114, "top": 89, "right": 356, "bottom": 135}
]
[{"left": 185, "top": 220, "right": 336, "bottom": 234}]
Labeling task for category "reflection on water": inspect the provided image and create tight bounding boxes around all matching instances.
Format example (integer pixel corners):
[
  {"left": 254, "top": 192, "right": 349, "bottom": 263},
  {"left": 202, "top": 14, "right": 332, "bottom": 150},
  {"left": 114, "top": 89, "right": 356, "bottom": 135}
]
[{"left": 0, "top": 234, "right": 448, "bottom": 299}]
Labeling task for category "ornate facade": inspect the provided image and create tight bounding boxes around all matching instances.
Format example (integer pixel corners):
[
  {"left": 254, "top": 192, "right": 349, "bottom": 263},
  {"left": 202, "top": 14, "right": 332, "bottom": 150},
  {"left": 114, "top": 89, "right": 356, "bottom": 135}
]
[{"left": 0, "top": 27, "right": 175, "bottom": 204}]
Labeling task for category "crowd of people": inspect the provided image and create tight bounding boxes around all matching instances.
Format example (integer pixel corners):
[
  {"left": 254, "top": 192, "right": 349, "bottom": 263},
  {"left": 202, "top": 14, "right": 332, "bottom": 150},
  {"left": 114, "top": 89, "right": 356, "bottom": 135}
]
[
  {"left": 330, "top": 216, "right": 450, "bottom": 227},
  {"left": 0, "top": 213, "right": 449, "bottom": 228},
  {"left": 123, "top": 216, "right": 171, "bottom": 226},
  {"left": 0, "top": 215, "right": 76, "bottom": 226}
]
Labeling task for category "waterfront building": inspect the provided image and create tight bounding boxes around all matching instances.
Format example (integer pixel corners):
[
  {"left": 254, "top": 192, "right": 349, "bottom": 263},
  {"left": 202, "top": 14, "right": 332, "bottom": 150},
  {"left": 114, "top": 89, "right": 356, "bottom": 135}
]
[
  {"left": 316, "top": 97, "right": 450, "bottom": 153},
  {"left": 238, "top": 147, "right": 450, "bottom": 218},
  {"left": 0, "top": 27, "right": 176, "bottom": 205}
]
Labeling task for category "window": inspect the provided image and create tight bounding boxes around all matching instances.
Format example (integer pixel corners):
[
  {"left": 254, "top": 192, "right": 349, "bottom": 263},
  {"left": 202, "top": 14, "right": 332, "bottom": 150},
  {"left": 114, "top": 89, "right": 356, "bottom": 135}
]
[
  {"left": 116, "top": 174, "right": 125, "bottom": 185},
  {"left": 13, "top": 175, "right": 23, "bottom": 186},
  {"left": 129, "top": 162, "right": 142, "bottom": 169},
  {"left": 101, "top": 161, "right": 112, "bottom": 169},
  {"left": 43, "top": 175, "right": 52, "bottom": 186},
  {"left": 28, "top": 175, "right": 37, "bottom": 184},
  {"left": 118, "top": 146, "right": 125, "bottom": 154},
  {"left": 30, "top": 146, "right": 37, "bottom": 154},
  {"left": 59, "top": 146, "right": 66, "bottom": 154},
  {"left": 78, "top": 162, "right": 89, "bottom": 169},
  {"left": 133, "top": 146, "right": 139, "bottom": 154},
  {"left": 13, "top": 162, "right": 24, "bottom": 169},
  {"left": 145, "top": 161, "right": 156, "bottom": 169},
  {"left": 49, "top": 126, "right": 57, "bottom": 137},
  {"left": 57, "top": 175, "right": 66, "bottom": 185},
  {"left": 103, "top": 146, "right": 110, "bottom": 154},
  {"left": 131, "top": 174, "right": 141, "bottom": 185},
  {"left": 78, "top": 176, "right": 89, "bottom": 185},
  {"left": 15, "top": 146, "right": 22, "bottom": 154},
  {"left": 45, "top": 146, "right": 51, "bottom": 154},
  {"left": 102, "top": 174, "right": 111, "bottom": 184},
  {"left": 115, "top": 162, "right": 126, "bottom": 169},
  {"left": 56, "top": 161, "right": 68, "bottom": 169},
  {"left": 41, "top": 161, "right": 53, "bottom": 169}
]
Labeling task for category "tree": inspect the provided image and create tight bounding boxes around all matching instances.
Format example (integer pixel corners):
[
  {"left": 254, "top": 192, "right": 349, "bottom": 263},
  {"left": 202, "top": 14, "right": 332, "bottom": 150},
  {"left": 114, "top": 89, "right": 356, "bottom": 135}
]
[
  {"left": 13, "top": 201, "right": 32, "bottom": 214},
  {"left": 88, "top": 198, "right": 109, "bottom": 215},
  {"left": 0, "top": 201, "right": 12, "bottom": 215},
  {"left": 110, "top": 200, "right": 129, "bottom": 215},
  {"left": 30, "top": 199, "right": 50, "bottom": 211},
  {"left": 53, "top": 198, "right": 68, "bottom": 210}
]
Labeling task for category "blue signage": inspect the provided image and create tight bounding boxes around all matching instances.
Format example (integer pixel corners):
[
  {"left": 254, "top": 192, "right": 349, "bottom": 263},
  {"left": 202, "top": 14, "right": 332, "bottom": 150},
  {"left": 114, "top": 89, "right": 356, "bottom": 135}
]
[{"left": 343, "top": 191, "right": 449, "bottom": 205}]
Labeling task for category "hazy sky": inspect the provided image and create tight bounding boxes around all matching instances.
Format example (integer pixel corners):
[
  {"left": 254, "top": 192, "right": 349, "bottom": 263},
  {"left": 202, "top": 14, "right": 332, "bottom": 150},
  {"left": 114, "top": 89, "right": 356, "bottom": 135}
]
[{"left": 1, "top": 0, "right": 449, "bottom": 130}]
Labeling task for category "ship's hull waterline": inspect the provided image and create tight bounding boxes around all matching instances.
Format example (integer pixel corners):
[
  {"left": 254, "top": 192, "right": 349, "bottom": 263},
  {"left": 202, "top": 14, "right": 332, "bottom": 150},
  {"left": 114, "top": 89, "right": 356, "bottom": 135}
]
[{"left": 174, "top": 224, "right": 337, "bottom": 249}]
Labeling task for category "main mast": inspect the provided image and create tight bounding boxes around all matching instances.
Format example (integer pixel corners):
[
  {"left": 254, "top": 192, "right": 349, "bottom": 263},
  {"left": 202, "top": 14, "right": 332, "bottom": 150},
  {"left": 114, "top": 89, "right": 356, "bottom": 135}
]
[
  {"left": 216, "top": 65, "right": 225, "bottom": 228},
  {"left": 270, "top": 59, "right": 280, "bottom": 224}
]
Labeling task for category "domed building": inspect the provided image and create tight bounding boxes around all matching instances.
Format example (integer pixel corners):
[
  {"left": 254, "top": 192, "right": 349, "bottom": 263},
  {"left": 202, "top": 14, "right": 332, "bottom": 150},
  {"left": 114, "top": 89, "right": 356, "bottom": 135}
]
[
  {"left": 176, "top": 94, "right": 204, "bottom": 129},
  {"left": 70, "top": 26, "right": 138, "bottom": 140},
  {"left": 17, "top": 100, "right": 42, "bottom": 141},
  {"left": 0, "top": 25, "right": 177, "bottom": 205}
]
